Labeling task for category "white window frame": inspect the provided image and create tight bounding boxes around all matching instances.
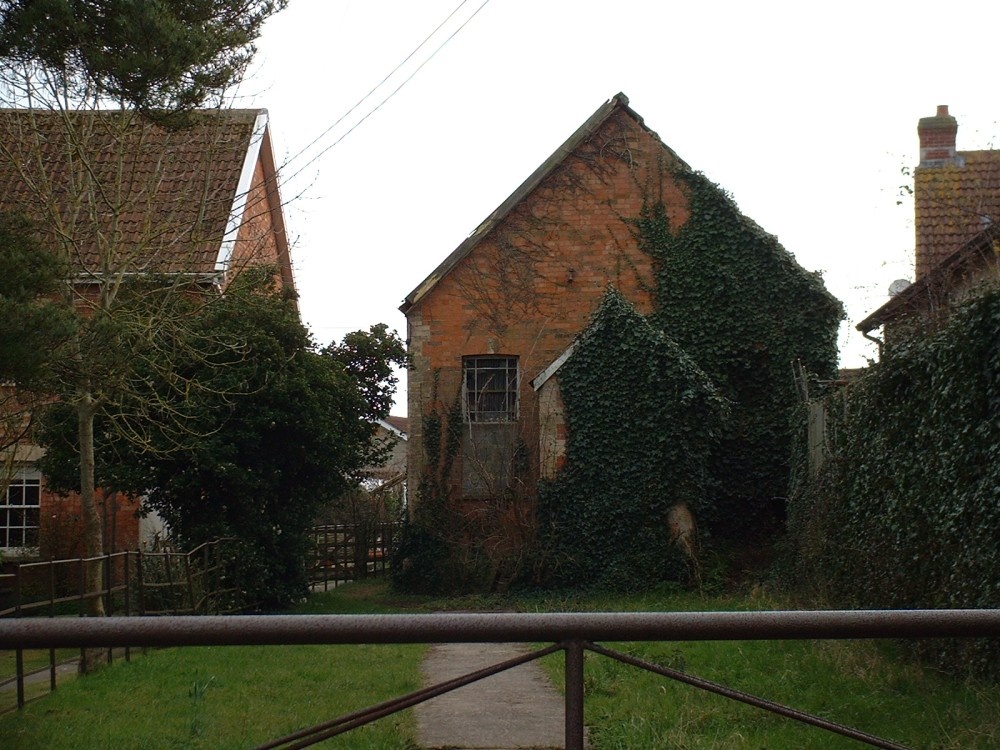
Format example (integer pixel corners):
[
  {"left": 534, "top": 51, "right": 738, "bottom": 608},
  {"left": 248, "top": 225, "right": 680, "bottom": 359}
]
[
  {"left": 2, "top": 468, "right": 41, "bottom": 555},
  {"left": 462, "top": 356, "right": 519, "bottom": 423}
]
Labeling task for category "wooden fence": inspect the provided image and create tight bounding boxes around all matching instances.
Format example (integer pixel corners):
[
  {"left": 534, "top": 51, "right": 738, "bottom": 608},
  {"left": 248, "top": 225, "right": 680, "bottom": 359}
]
[{"left": 307, "top": 522, "right": 397, "bottom": 591}]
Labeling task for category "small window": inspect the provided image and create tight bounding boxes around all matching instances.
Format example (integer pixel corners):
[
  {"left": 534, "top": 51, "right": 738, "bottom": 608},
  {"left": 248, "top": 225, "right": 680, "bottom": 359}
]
[
  {"left": 2, "top": 470, "right": 41, "bottom": 549},
  {"left": 463, "top": 356, "right": 518, "bottom": 422}
]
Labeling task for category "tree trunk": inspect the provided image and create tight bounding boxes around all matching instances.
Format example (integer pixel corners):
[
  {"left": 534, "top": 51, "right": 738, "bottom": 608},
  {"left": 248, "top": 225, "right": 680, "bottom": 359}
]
[{"left": 77, "top": 394, "right": 108, "bottom": 672}]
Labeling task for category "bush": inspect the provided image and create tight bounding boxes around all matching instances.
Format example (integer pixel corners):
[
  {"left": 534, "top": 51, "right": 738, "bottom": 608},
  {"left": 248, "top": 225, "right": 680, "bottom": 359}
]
[{"left": 788, "top": 287, "right": 1000, "bottom": 677}]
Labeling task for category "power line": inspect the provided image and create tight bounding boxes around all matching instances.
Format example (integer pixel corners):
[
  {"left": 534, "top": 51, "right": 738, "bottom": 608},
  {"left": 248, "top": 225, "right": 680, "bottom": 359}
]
[{"left": 278, "top": 0, "right": 491, "bottom": 186}]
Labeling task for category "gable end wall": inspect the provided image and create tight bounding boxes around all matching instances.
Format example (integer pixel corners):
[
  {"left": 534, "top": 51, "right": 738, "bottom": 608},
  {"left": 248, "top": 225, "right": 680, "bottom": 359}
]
[{"left": 406, "top": 109, "right": 690, "bottom": 511}]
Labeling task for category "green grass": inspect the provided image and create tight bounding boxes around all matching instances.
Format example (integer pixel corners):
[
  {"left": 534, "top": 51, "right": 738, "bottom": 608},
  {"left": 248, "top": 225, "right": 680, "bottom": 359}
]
[
  {"left": 2, "top": 580, "right": 999, "bottom": 749},
  {"left": 524, "top": 587, "right": 1000, "bottom": 749},
  {"left": 0, "top": 582, "right": 425, "bottom": 749}
]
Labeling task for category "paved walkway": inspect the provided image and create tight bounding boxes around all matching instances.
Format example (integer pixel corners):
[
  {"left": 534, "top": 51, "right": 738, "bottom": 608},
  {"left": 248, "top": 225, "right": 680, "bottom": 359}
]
[{"left": 415, "top": 642, "right": 573, "bottom": 750}]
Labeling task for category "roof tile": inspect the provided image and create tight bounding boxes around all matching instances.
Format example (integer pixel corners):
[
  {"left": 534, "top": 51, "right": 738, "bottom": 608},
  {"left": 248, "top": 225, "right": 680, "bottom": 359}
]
[{"left": 0, "top": 109, "right": 261, "bottom": 276}]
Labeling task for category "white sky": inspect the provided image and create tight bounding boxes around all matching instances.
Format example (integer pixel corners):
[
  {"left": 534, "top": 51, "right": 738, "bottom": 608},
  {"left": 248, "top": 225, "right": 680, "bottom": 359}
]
[{"left": 244, "top": 0, "right": 1000, "bottom": 416}]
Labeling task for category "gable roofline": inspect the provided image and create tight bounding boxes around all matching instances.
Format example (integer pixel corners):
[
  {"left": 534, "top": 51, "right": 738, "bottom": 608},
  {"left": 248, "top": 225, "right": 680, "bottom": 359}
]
[
  {"left": 216, "top": 110, "right": 270, "bottom": 273},
  {"left": 531, "top": 342, "right": 577, "bottom": 391},
  {"left": 0, "top": 107, "right": 281, "bottom": 279},
  {"left": 399, "top": 93, "right": 688, "bottom": 314},
  {"left": 857, "top": 225, "right": 1000, "bottom": 333},
  {"left": 377, "top": 417, "right": 408, "bottom": 440}
]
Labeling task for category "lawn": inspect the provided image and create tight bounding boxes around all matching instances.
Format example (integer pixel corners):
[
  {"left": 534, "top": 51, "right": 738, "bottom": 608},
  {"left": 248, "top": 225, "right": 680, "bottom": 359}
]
[
  {"left": 0, "top": 583, "right": 425, "bottom": 749},
  {"left": 1, "top": 580, "right": 998, "bottom": 748}
]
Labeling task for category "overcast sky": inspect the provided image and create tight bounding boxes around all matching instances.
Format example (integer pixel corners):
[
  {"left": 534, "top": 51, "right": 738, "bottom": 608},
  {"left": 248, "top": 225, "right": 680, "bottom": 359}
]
[{"left": 243, "top": 0, "right": 1000, "bottom": 415}]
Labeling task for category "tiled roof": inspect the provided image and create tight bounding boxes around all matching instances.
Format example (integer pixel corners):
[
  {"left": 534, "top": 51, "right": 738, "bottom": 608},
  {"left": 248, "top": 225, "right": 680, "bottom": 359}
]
[
  {"left": 915, "top": 149, "right": 1000, "bottom": 278},
  {"left": 383, "top": 415, "right": 409, "bottom": 436},
  {"left": 857, "top": 225, "right": 1000, "bottom": 333},
  {"left": 0, "top": 108, "right": 264, "bottom": 277}
]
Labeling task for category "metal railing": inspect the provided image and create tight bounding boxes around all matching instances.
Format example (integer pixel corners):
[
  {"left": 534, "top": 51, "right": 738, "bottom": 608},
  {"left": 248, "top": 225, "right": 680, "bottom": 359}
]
[
  {"left": 0, "top": 539, "right": 242, "bottom": 712},
  {"left": 2, "top": 609, "right": 999, "bottom": 749}
]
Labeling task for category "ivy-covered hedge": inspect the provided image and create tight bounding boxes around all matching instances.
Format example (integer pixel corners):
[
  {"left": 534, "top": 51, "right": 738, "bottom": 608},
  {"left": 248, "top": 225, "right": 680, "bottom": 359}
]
[
  {"left": 538, "top": 289, "right": 730, "bottom": 588},
  {"left": 638, "top": 172, "right": 843, "bottom": 529},
  {"left": 789, "top": 288, "right": 1000, "bottom": 676}
]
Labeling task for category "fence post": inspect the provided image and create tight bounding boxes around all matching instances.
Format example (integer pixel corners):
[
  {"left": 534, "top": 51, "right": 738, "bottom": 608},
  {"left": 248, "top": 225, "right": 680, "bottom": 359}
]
[
  {"left": 202, "top": 544, "right": 210, "bottom": 614},
  {"left": 123, "top": 552, "right": 131, "bottom": 662},
  {"left": 136, "top": 550, "right": 146, "bottom": 616},
  {"left": 564, "top": 639, "right": 585, "bottom": 750},
  {"left": 76, "top": 556, "right": 88, "bottom": 674},
  {"left": 48, "top": 559, "right": 57, "bottom": 691},
  {"left": 14, "top": 562, "right": 24, "bottom": 709},
  {"left": 105, "top": 552, "right": 113, "bottom": 665},
  {"left": 164, "top": 549, "right": 176, "bottom": 615},
  {"left": 323, "top": 526, "right": 330, "bottom": 592}
]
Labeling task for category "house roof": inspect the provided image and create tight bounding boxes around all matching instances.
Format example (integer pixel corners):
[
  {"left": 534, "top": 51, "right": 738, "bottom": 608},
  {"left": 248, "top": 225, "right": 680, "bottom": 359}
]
[
  {"left": 857, "top": 224, "right": 1000, "bottom": 333},
  {"left": 399, "top": 93, "right": 688, "bottom": 314},
  {"left": 916, "top": 149, "right": 1000, "bottom": 275},
  {"left": 381, "top": 416, "right": 408, "bottom": 438},
  {"left": 0, "top": 108, "right": 273, "bottom": 278}
]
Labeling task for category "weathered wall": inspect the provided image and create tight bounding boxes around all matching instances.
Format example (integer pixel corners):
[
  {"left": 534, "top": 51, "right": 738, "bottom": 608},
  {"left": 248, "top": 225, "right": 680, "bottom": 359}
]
[
  {"left": 38, "top": 487, "right": 140, "bottom": 558},
  {"left": 406, "top": 107, "right": 691, "bottom": 510}
]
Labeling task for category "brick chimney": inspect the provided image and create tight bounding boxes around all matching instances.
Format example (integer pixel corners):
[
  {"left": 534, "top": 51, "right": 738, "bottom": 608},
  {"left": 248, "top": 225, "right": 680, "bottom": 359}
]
[
  {"left": 917, "top": 105, "right": 958, "bottom": 168},
  {"left": 914, "top": 105, "right": 965, "bottom": 279}
]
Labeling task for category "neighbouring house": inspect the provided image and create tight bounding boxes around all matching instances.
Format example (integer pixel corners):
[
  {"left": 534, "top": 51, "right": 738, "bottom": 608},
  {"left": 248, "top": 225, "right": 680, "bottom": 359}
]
[
  {"left": 400, "top": 92, "right": 840, "bottom": 544},
  {"left": 857, "top": 105, "right": 1000, "bottom": 343},
  {"left": 0, "top": 108, "right": 295, "bottom": 560},
  {"left": 371, "top": 416, "right": 408, "bottom": 483},
  {"left": 368, "top": 416, "right": 408, "bottom": 516}
]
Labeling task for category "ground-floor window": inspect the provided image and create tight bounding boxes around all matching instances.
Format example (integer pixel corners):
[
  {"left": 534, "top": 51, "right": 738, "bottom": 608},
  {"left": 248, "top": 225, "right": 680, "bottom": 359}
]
[
  {"left": 463, "top": 355, "right": 518, "bottom": 422},
  {"left": 2, "top": 469, "right": 41, "bottom": 549}
]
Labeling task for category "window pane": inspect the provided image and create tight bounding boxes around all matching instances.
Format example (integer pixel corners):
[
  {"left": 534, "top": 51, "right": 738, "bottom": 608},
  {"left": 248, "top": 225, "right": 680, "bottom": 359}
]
[
  {"left": 464, "top": 356, "right": 518, "bottom": 422},
  {"left": 4, "top": 472, "right": 41, "bottom": 548},
  {"left": 24, "top": 482, "right": 40, "bottom": 506}
]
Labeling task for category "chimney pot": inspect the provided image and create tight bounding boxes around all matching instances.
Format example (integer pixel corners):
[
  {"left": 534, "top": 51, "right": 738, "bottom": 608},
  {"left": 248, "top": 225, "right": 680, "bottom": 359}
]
[{"left": 936, "top": 104, "right": 949, "bottom": 117}]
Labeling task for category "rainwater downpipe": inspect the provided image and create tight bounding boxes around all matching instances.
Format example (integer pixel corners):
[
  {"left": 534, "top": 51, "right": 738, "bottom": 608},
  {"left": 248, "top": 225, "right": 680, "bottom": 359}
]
[{"left": 861, "top": 328, "right": 883, "bottom": 359}]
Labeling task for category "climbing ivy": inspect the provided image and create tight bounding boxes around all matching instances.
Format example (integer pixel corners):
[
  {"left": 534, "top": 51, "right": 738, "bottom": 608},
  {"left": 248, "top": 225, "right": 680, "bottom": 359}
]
[
  {"left": 788, "top": 287, "right": 1000, "bottom": 677},
  {"left": 401, "top": 162, "right": 843, "bottom": 594},
  {"left": 538, "top": 289, "right": 731, "bottom": 588},
  {"left": 392, "top": 379, "right": 469, "bottom": 593},
  {"left": 637, "top": 172, "right": 843, "bottom": 529}
]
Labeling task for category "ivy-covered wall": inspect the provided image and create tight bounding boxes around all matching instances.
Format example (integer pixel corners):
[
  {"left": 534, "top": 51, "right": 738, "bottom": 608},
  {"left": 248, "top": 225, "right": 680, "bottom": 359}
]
[
  {"left": 788, "top": 287, "right": 1000, "bottom": 676},
  {"left": 538, "top": 289, "right": 730, "bottom": 588},
  {"left": 397, "top": 96, "right": 843, "bottom": 593},
  {"left": 637, "top": 173, "right": 843, "bottom": 530}
]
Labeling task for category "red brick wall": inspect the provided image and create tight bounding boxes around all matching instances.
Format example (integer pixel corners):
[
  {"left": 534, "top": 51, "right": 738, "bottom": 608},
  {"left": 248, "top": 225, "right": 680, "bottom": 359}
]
[
  {"left": 231, "top": 157, "right": 287, "bottom": 287},
  {"left": 406, "top": 108, "right": 691, "bottom": 509},
  {"left": 38, "top": 487, "right": 140, "bottom": 559}
]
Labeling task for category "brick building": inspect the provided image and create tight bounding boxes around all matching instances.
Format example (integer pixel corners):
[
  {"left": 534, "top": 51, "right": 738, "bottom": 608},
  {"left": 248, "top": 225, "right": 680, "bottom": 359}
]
[
  {"left": 0, "top": 108, "right": 294, "bottom": 559},
  {"left": 401, "top": 94, "right": 680, "bottom": 511},
  {"left": 858, "top": 105, "right": 1000, "bottom": 342}
]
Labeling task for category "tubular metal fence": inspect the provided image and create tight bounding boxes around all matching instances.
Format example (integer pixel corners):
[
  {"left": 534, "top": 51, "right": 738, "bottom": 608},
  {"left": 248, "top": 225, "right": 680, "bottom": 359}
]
[
  {"left": 0, "top": 538, "right": 242, "bottom": 713},
  {"left": 1, "top": 609, "right": 999, "bottom": 749}
]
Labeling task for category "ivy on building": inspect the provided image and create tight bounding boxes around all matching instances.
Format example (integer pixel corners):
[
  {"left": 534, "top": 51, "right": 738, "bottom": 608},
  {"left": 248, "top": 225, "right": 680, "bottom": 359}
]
[
  {"left": 787, "top": 287, "right": 1000, "bottom": 677},
  {"left": 637, "top": 170, "right": 843, "bottom": 529},
  {"left": 538, "top": 289, "right": 730, "bottom": 588},
  {"left": 399, "top": 165, "right": 844, "bottom": 593}
]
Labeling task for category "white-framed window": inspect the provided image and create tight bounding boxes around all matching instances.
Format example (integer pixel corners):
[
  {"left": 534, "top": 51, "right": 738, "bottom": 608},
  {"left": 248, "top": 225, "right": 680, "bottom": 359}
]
[
  {"left": 463, "top": 356, "right": 518, "bottom": 423},
  {"left": 2, "top": 469, "right": 41, "bottom": 550}
]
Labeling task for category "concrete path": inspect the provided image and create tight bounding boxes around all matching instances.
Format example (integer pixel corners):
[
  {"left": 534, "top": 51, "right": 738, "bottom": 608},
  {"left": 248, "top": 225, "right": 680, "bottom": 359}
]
[{"left": 415, "top": 642, "right": 572, "bottom": 750}]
